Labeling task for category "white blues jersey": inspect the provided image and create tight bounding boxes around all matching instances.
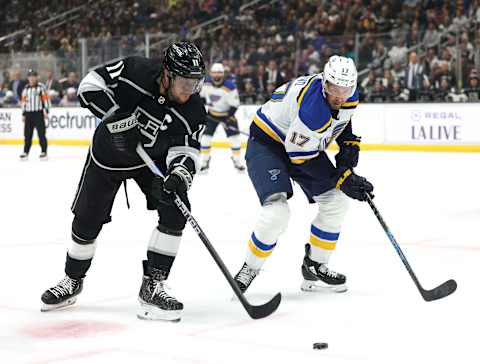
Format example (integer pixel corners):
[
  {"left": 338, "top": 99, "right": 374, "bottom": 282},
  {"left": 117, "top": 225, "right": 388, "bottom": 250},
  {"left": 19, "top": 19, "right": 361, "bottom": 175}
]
[
  {"left": 252, "top": 73, "right": 359, "bottom": 164},
  {"left": 200, "top": 78, "right": 240, "bottom": 117}
]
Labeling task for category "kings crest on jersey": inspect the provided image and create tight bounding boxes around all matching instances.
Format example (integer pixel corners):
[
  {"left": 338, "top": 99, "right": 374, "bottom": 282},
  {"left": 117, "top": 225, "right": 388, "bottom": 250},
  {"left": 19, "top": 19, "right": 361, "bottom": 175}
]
[{"left": 252, "top": 74, "right": 359, "bottom": 165}]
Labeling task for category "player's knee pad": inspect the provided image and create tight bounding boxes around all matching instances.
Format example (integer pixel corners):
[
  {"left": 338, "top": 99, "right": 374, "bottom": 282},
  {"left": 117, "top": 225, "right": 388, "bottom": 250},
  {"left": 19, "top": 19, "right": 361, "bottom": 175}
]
[
  {"left": 158, "top": 201, "right": 189, "bottom": 232},
  {"left": 312, "top": 189, "right": 349, "bottom": 232},
  {"left": 254, "top": 193, "right": 290, "bottom": 243},
  {"left": 148, "top": 226, "right": 181, "bottom": 257}
]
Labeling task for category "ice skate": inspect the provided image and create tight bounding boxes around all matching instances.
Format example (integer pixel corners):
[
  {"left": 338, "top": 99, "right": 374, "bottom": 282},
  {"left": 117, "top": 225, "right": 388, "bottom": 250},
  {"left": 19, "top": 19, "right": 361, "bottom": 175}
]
[
  {"left": 39, "top": 152, "right": 48, "bottom": 161},
  {"left": 231, "top": 156, "right": 245, "bottom": 172},
  {"left": 199, "top": 156, "right": 211, "bottom": 173},
  {"left": 137, "top": 261, "right": 183, "bottom": 321},
  {"left": 41, "top": 276, "right": 83, "bottom": 311},
  {"left": 301, "top": 244, "right": 347, "bottom": 293},
  {"left": 19, "top": 153, "right": 28, "bottom": 161},
  {"left": 234, "top": 262, "right": 259, "bottom": 293}
]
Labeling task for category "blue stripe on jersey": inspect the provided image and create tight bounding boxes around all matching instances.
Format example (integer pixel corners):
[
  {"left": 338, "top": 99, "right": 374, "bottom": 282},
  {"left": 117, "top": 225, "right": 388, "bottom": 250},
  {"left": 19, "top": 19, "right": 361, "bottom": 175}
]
[
  {"left": 256, "top": 108, "right": 286, "bottom": 141},
  {"left": 271, "top": 93, "right": 284, "bottom": 100},
  {"left": 298, "top": 78, "right": 332, "bottom": 133},
  {"left": 287, "top": 150, "right": 320, "bottom": 158},
  {"left": 311, "top": 225, "right": 340, "bottom": 241}
]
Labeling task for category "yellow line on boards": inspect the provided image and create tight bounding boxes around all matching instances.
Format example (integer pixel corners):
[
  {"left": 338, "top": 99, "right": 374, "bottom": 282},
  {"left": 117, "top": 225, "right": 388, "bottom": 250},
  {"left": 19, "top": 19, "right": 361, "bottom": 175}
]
[{"left": 0, "top": 139, "right": 479, "bottom": 152}]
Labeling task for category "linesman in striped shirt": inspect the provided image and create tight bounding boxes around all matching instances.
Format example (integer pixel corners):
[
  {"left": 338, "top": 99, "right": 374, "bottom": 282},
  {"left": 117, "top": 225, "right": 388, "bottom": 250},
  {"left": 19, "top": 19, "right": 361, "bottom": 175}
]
[{"left": 20, "top": 69, "right": 50, "bottom": 160}]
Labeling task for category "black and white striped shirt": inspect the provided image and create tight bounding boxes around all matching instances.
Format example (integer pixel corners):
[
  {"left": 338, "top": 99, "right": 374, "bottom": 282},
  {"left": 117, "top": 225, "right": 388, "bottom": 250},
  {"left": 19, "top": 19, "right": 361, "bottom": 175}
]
[{"left": 21, "top": 83, "right": 50, "bottom": 114}]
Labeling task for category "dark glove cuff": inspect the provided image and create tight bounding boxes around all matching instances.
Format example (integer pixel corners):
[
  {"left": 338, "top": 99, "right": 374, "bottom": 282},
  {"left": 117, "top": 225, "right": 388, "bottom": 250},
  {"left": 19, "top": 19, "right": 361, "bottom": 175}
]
[{"left": 335, "top": 168, "right": 352, "bottom": 189}]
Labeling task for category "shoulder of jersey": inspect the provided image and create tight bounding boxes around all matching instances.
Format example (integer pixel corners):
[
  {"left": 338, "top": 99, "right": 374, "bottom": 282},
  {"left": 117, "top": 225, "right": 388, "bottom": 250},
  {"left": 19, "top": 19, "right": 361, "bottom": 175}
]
[
  {"left": 124, "top": 56, "right": 162, "bottom": 86},
  {"left": 175, "top": 94, "right": 207, "bottom": 126},
  {"left": 297, "top": 77, "right": 332, "bottom": 132},
  {"left": 341, "top": 88, "right": 360, "bottom": 109},
  {"left": 222, "top": 79, "right": 236, "bottom": 91}
]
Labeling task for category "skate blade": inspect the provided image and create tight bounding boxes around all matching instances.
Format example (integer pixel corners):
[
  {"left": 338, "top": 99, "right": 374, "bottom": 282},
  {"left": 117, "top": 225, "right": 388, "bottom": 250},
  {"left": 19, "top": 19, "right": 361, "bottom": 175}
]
[
  {"left": 41, "top": 297, "right": 77, "bottom": 312},
  {"left": 137, "top": 303, "right": 182, "bottom": 322},
  {"left": 301, "top": 280, "right": 348, "bottom": 293},
  {"left": 40, "top": 157, "right": 48, "bottom": 161}
]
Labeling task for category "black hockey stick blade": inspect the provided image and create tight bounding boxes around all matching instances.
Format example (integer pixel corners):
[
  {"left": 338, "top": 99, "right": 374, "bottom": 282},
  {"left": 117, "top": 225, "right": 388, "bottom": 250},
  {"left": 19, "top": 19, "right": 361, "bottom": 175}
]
[
  {"left": 244, "top": 292, "right": 282, "bottom": 320},
  {"left": 421, "top": 279, "right": 457, "bottom": 302}
]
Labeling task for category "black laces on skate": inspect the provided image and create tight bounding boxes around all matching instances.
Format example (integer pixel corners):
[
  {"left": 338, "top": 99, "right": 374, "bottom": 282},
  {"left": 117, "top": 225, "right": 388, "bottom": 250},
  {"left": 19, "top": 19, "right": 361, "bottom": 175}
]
[
  {"left": 150, "top": 280, "right": 179, "bottom": 307},
  {"left": 236, "top": 264, "right": 258, "bottom": 287},
  {"left": 49, "top": 277, "right": 77, "bottom": 298},
  {"left": 318, "top": 264, "right": 340, "bottom": 278}
]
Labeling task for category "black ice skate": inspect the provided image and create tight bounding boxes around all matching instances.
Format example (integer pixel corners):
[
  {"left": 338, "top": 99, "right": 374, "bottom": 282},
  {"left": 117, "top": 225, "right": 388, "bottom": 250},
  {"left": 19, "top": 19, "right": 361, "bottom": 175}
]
[
  {"left": 301, "top": 244, "right": 347, "bottom": 293},
  {"left": 137, "top": 261, "right": 183, "bottom": 321},
  {"left": 234, "top": 262, "right": 259, "bottom": 293},
  {"left": 39, "top": 152, "right": 48, "bottom": 161},
  {"left": 231, "top": 156, "right": 245, "bottom": 172},
  {"left": 19, "top": 152, "right": 28, "bottom": 161},
  {"left": 41, "top": 276, "right": 83, "bottom": 311}
]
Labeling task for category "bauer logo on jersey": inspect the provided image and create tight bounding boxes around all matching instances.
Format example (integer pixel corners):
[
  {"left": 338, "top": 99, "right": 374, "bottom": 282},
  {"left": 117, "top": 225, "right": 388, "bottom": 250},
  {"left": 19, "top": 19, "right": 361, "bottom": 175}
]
[
  {"left": 268, "top": 169, "right": 281, "bottom": 181},
  {"left": 106, "top": 115, "right": 138, "bottom": 133}
]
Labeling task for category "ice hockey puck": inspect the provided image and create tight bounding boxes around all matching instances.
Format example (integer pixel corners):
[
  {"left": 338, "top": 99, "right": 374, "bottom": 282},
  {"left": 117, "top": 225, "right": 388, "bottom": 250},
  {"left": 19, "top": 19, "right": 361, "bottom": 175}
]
[{"left": 313, "top": 342, "right": 328, "bottom": 350}]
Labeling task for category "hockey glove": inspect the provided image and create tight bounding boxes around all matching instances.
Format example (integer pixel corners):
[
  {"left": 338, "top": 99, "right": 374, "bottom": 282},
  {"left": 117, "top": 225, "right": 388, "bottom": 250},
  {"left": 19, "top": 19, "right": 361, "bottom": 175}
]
[
  {"left": 104, "top": 113, "right": 140, "bottom": 154},
  {"left": 335, "top": 138, "right": 361, "bottom": 169},
  {"left": 335, "top": 168, "right": 374, "bottom": 201},
  {"left": 152, "top": 165, "right": 193, "bottom": 206}
]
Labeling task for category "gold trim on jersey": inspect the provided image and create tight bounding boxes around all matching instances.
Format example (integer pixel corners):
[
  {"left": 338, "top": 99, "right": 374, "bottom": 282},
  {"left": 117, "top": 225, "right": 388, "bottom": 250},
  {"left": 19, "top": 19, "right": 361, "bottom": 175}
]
[
  {"left": 296, "top": 76, "right": 317, "bottom": 108},
  {"left": 315, "top": 117, "right": 333, "bottom": 133},
  {"left": 209, "top": 110, "right": 229, "bottom": 117},
  {"left": 253, "top": 115, "right": 283, "bottom": 143}
]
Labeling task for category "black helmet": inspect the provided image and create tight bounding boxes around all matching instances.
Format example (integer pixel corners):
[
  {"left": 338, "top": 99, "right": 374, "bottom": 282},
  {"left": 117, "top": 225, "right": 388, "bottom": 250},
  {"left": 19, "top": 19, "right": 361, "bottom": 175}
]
[{"left": 163, "top": 41, "right": 206, "bottom": 79}]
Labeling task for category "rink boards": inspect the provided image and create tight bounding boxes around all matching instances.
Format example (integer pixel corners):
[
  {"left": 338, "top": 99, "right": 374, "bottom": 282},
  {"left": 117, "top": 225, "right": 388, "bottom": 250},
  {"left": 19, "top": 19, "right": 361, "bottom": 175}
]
[{"left": 0, "top": 103, "right": 479, "bottom": 152}]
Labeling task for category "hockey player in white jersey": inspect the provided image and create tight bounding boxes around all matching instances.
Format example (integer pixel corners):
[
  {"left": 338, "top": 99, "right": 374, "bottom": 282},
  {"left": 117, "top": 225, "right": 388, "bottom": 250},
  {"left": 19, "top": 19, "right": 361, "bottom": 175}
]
[
  {"left": 199, "top": 63, "right": 245, "bottom": 172},
  {"left": 233, "top": 55, "right": 374, "bottom": 293}
]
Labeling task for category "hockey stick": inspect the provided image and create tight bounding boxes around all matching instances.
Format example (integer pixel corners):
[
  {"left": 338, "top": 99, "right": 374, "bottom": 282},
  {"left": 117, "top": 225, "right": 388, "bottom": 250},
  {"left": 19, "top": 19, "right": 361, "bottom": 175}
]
[
  {"left": 136, "top": 144, "right": 281, "bottom": 319},
  {"left": 366, "top": 193, "right": 457, "bottom": 301}
]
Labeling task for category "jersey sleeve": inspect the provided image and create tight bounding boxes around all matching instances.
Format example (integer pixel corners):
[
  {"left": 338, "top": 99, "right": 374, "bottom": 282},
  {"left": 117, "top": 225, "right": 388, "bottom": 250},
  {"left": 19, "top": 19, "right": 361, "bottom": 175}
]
[
  {"left": 226, "top": 83, "right": 240, "bottom": 109},
  {"left": 284, "top": 78, "right": 333, "bottom": 164}
]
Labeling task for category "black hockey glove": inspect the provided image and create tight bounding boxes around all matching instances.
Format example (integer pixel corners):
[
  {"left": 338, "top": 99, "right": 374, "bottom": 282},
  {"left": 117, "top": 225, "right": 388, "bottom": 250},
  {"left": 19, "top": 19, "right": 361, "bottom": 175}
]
[
  {"left": 152, "top": 165, "right": 193, "bottom": 206},
  {"left": 335, "top": 138, "right": 361, "bottom": 169},
  {"left": 335, "top": 168, "right": 374, "bottom": 202},
  {"left": 104, "top": 113, "right": 140, "bottom": 154}
]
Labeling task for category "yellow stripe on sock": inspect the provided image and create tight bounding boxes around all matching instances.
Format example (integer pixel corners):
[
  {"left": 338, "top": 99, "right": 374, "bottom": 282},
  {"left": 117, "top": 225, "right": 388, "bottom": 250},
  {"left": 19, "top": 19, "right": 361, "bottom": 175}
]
[
  {"left": 248, "top": 239, "right": 273, "bottom": 258},
  {"left": 310, "top": 235, "right": 337, "bottom": 250}
]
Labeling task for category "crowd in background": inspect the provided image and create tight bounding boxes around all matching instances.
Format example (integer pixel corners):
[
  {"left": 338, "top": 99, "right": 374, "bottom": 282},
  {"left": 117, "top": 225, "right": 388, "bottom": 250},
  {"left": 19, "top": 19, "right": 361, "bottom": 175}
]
[{"left": 1, "top": 0, "right": 480, "bottom": 106}]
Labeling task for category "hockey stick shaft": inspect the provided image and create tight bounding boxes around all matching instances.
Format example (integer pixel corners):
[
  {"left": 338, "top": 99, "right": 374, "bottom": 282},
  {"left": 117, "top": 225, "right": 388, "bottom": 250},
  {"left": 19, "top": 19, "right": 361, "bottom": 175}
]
[
  {"left": 366, "top": 193, "right": 456, "bottom": 301},
  {"left": 206, "top": 115, "right": 250, "bottom": 137},
  {"left": 136, "top": 144, "right": 280, "bottom": 318},
  {"left": 365, "top": 193, "right": 424, "bottom": 290}
]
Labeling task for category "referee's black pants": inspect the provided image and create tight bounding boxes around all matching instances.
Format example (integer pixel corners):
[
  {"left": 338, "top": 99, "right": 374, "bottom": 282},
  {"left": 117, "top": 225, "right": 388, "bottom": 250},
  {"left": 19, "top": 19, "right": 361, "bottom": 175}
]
[{"left": 24, "top": 111, "right": 47, "bottom": 154}]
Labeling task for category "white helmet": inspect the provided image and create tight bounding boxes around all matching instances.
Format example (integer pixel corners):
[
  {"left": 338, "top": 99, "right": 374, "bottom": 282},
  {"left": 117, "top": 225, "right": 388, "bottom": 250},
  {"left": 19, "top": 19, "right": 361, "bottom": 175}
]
[
  {"left": 323, "top": 55, "right": 357, "bottom": 98},
  {"left": 210, "top": 63, "right": 225, "bottom": 73}
]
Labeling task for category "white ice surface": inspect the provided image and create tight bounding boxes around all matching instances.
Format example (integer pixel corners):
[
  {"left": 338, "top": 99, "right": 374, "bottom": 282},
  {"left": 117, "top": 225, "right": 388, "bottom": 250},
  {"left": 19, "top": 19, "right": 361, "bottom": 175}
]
[{"left": 0, "top": 145, "right": 478, "bottom": 364}]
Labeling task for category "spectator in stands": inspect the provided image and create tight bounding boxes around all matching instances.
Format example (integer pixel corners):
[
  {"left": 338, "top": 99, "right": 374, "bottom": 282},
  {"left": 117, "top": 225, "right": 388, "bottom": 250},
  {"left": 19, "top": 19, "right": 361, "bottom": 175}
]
[
  {"left": 433, "top": 76, "right": 455, "bottom": 102},
  {"left": 390, "top": 80, "right": 409, "bottom": 102},
  {"left": 48, "top": 89, "right": 61, "bottom": 105},
  {"left": 44, "top": 69, "right": 61, "bottom": 95},
  {"left": 8, "top": 69, "right": 26, "bottom": 103},
  {"left": 253, "top": 63, "right": 266, "bottom": 94},
  {"left": 60, "top": 72, "right": 79, "bottom": 97},
  {"left": 423, "top": 21, "right": 441, "bottom": 48},
  {"left": 404, "top": 51, "right": 426, "bottom": 101},
  {"left": 60, "top": 87, "right": 79, "bottom": 106},
  {"left": 366, "top": 79, "right": 390, "bottom": 103},
  {"left": 239, "top": 78, "right": 257, "bottom": 104},
  {"left": 417, "top": 78, "right": 434, "bottom": 102},
  {"left": 264, "top": 60, "right": 284, "bottom": 88},
  {"left": 460, "top": 71, "right": 480, "bottom": 102},
  {"left": 388, "top": 37, "right": 408, "bottom": 66}
]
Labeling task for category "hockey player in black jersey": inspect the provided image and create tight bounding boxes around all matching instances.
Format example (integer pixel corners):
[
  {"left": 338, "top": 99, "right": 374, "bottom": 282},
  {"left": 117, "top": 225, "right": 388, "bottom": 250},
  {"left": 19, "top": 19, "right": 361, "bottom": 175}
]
[{"left": 41, "top": 41, "right": 207, "bottom": 321}]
